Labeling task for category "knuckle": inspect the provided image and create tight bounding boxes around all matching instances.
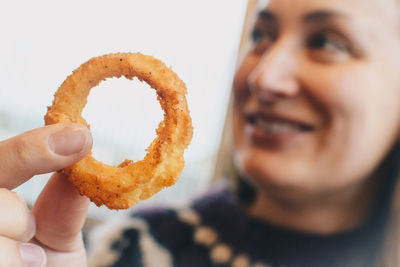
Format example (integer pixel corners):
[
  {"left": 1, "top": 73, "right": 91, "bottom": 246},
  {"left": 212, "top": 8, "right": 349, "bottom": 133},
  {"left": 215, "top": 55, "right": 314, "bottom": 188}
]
[
  {"left": 0, "top": 128, "right": 52, "bottom": 189},
  {"left": 12, "top": 137, "right": 33, "bottom": 169}
]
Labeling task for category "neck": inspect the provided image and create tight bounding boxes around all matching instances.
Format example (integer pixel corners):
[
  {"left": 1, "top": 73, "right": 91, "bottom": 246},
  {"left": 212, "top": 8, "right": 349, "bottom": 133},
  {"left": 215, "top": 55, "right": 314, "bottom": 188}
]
[{"left": 246, "top": 176, "right": 381, "bottom": 234}]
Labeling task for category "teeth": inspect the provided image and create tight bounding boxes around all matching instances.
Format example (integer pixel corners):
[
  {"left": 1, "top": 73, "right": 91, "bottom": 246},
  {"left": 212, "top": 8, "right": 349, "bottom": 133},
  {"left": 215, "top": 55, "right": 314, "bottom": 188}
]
[{"left": 257, "top": 120, "right": 299, "bottom": 133}]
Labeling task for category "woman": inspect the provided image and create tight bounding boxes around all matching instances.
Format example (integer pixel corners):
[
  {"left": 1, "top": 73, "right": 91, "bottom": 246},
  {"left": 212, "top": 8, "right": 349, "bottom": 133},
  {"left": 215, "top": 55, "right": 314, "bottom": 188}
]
[
  {"left": 88, "top": 0, "right": 400, "bottom": 265},
  {"left": 0, "top": 0, "right": 400, "bottom": 266}
]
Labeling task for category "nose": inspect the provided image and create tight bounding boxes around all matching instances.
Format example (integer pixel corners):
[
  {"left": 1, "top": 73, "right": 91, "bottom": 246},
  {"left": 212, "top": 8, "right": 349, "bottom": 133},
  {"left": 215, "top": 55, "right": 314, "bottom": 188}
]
[{"left": 247, "top": 38, "right": 300, "bottom": 102}]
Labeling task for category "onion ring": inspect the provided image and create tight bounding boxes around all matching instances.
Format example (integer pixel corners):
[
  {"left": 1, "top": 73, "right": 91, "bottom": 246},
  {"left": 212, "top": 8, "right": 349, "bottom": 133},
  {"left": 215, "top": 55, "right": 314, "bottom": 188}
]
[{"left": 45, "top": 53, "right": 193, "bottom": 210}]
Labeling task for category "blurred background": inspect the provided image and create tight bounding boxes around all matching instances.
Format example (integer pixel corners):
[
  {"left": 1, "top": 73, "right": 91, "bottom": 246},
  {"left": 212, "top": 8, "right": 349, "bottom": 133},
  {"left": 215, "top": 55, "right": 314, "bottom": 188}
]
[{"left": 0, "top": 0, "right": 247, "bottom": 220}]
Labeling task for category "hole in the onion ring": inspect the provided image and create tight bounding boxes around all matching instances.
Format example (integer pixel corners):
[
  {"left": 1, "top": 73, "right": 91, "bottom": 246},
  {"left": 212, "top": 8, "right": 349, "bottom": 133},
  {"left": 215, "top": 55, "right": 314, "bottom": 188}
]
[{"left": 82, "top": 77, "right": 163, "bottom": 166}]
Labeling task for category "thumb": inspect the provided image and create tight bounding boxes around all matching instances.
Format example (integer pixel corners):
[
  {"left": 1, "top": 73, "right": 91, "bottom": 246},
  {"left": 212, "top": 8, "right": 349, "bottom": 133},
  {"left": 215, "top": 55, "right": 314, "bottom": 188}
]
[
  {"left": 32, "top": 172, "right": 90, "bottom": 252},
  {"left": 0, "top": 123, "right": 92, "bottom": 189}
]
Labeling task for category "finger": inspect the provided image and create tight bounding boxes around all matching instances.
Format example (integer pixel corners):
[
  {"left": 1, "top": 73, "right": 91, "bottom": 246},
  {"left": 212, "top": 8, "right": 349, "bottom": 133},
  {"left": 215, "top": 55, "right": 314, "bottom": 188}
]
[
  {"left": 0, "top": 123, "right": 92, "bottom": 189},
  {"left": 33, "top": 172, "right": 90, "bottom": 252},
  {"left": 0, "top": 236, "right": 46, "bottom": 267},
  {"left": 39, "top": 246, "right": 86, "bottom": 267},
  {"left": 0, "top": 189, "right": 35, "bottom": 242}
]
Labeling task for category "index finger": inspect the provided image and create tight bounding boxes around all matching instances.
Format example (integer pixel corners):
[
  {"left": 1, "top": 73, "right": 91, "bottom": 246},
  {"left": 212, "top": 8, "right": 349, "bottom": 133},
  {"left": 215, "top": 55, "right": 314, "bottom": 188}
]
[
  {"left": 0, "top": 123, "right": 92, "bottom": 189},
  {"left": 33, "top": 172, "right": 90, "bottom": 253}
]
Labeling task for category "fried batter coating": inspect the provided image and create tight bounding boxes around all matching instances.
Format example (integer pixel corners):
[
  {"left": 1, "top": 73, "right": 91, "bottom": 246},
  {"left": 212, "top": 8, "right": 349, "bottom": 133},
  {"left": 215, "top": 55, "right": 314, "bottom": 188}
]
[{"left": 45, "top": 53, "right": 193, "bottom": 209}]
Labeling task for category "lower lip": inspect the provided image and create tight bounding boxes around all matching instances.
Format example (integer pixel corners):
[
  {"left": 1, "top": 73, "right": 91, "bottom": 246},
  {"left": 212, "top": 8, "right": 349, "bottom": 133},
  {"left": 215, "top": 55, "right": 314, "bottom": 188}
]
[{"left": 245, "top": 123, "right": 309, "bottom": 145}]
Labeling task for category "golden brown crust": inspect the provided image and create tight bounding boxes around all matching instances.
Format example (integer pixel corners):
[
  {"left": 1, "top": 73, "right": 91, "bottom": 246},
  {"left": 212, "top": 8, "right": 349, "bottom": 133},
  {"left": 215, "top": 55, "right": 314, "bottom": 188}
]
[{"left": 45, "top": 53, "right": 193, "bottom": 209}]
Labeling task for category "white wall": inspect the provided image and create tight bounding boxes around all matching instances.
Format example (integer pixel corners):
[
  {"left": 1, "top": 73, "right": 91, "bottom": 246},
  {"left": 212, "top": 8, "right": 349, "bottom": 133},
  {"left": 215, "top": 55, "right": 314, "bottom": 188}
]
[{"left": 0, "top": 0, "right": 247, "bottom": 219}]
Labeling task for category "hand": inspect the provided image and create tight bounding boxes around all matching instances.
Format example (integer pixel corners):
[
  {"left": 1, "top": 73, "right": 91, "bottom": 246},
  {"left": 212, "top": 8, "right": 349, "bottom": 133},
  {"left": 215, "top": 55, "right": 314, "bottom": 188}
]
[{"left": 0, "top": 123, "right": 93, "bottom": 267}]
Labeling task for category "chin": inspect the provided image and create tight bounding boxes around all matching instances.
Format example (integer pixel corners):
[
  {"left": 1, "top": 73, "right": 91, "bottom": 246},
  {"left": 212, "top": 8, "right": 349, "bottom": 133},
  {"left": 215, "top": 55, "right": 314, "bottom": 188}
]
[{"left": 234, "top": 147, "right": 313, "bottom": 194}]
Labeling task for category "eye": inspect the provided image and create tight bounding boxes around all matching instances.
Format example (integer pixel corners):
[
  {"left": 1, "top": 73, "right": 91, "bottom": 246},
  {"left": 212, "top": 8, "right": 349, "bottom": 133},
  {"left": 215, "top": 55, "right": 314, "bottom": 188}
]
[
  {"left": 251, "top": 30, "right": 264, "bottom": 43},
  {"left": 250, "top": 30, "right": 275, "bottom": 54},
  {"left": 307, "top": 31, "right": 348, "bottom": 53}
]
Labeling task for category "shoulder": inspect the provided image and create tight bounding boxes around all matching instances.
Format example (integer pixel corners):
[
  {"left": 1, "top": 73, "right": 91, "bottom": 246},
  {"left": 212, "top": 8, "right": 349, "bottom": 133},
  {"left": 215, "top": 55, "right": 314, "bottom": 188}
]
[
  {"left": 87, "top": 184, "right": 239, "bottom": 267},
  {"left": 87, "top": 215, "right": 146, "bottom": 267}
]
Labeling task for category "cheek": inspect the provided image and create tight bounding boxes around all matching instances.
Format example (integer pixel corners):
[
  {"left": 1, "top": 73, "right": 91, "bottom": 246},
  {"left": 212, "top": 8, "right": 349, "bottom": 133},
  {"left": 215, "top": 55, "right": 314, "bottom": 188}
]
[
  {"left": 303, "top": 62, "right": 391, "bottom": 135},
  {"left": 304, "top": 65, "right": 361, "bottom": 116},
  {"left": 306, "top": 64, "right": 400, "bottom": 178},
  {"left": 310, "top": 64, "right": 400, "bottom": 135}
]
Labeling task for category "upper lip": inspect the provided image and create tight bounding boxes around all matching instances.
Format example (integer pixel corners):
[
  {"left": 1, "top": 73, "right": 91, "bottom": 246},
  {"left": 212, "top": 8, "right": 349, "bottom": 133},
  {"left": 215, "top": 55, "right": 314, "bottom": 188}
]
[{"left": 245, "top": 110, "right": 316, "bottom": 131}]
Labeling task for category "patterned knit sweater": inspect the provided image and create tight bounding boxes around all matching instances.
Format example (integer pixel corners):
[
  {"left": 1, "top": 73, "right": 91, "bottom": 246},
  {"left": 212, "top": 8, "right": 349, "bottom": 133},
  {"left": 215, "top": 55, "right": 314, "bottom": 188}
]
[{"left": 87, "top": 182, "right": 391, "bottom": 267}]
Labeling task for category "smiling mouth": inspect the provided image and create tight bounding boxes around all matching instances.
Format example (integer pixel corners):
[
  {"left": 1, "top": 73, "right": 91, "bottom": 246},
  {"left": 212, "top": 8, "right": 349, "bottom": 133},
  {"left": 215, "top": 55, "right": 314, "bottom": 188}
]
[{"left": 245, "top": 113, "right": 315, "bottom": 138}]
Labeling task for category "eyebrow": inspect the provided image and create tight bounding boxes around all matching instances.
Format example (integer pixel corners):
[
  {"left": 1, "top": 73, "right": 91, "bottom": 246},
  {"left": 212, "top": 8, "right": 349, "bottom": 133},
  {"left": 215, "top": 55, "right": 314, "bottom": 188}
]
[
  {"left": 304, "top": 10, "right": 349, "bottom": 23},
  {"left": 258, "top": 10, "right": 276, "bottom": 22},
  {"left": 257, "top": 9, "right": 348, "bottom": 24}
]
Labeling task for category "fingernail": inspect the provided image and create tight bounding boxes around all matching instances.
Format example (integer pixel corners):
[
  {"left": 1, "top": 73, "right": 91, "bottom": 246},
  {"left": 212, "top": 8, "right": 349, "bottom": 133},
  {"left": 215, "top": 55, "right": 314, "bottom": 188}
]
[
  {"left": 20, "top": 243, "right": 46, "bottom": 267},
  {"left": 48, "top": 125, "right": 92, "bottom": 156}
]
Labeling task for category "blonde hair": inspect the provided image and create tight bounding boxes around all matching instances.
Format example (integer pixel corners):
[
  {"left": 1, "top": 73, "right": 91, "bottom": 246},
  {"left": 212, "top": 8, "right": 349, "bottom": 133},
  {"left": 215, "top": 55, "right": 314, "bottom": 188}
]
[
  {"left": 213, "top": 1, "right": 400, "bottom": 266},
  {"left": 213, "top": 0, "right": 257, "bottom": 182}
]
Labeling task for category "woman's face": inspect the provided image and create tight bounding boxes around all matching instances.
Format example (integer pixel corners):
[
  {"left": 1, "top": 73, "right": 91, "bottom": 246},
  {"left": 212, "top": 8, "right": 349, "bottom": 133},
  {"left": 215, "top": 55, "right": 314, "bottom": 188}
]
[{"left": 233, "top": 0, "right": 400, "bottom": 197}]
